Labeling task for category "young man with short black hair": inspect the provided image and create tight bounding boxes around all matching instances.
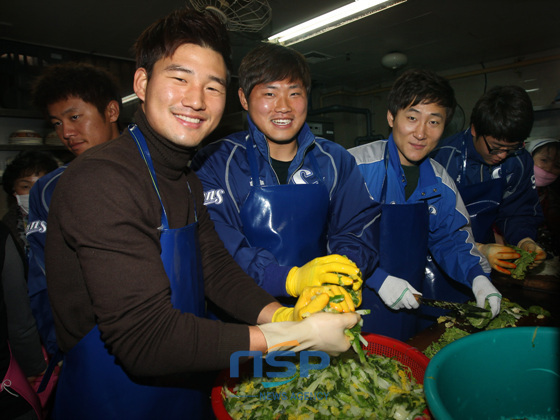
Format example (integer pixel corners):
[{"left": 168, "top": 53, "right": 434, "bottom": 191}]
[{"left": 349, "top": 69, "right": 500, "bottom": 341}]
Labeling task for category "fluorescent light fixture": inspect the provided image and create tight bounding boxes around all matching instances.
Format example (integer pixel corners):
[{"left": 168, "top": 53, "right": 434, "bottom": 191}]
[
  {"left": 267, "top": 0, "right": 407, "bottom": 46},
  {"left": 122, "top": 93, "right": 139, "bottom": 104}
]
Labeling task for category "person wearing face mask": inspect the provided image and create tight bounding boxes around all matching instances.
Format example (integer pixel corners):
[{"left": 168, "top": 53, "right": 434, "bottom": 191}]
[
  {"left": 525, "top": 138, "right": 560, "bottom": 256},
  {"left": 432, "top": 86, "right": 546, "bottom": 282},
  {"left": 1, "top": 151, "right": 58, "bottom": 258}
]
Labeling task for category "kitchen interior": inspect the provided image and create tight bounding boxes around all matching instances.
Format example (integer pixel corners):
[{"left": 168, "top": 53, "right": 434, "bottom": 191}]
[{"left": 1, "top": 0, "right": 559, "bottom": 417}]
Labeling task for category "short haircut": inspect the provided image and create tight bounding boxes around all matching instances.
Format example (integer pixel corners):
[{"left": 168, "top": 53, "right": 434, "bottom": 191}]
[
  {"left": 134, "top": 7, "right": 232, "bottom": 84},
  {"left": 32, "top": 62, "right": 122, "bottom": 118},
  {"left": 238, "top": 42, "right": 311, "bottom": 98},
  {"left": 470, "top": 85, "right": 534, "bottom": 144},
  {"left": 387, "top": 69, "right": 456, "bottom": 124},
  {"left": 2, "top": 151, "right": 59, "bottom": 195}
]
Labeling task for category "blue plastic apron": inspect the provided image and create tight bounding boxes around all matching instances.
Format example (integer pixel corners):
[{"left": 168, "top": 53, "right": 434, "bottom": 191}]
[
  {"left": 361, "top": 147, "right": 429, "bottom": 342},
  {"left": 457, "top": 137, "right": 504, "bottom": 243},
  {"left": 53, "top": 124, "right": 207, "bottom": 420},
  {"left": 239, "top": 140, "right": 329, "bottom": 267},
  {"left": 420, "top": 138, "right": 503, "bottom": 322}
]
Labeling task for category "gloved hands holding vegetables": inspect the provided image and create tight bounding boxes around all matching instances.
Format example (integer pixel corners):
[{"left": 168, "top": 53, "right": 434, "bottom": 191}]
[
  {"left": 476, "top": 242, "right": 520, "bottom": 275},
  {"left": 285, "top": 254, "right": 363, "bottom": 297},
  {"left": 378, "top": 275, "right": 420, "bottom": 310},
  {"left": 472, "top": 275, "right": 502, "bottom": 318},
  {"left": 517, "top": 237, "right": 546, "bottom": 268},
  {"left": 258, "top": 312, "right": 360, "bottom": 355},
  {"left": 272, "top": 284, "right": 356, "bottom": 321}
]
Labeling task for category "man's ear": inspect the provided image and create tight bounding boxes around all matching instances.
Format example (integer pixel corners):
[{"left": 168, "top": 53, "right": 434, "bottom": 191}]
[
  {"left": 133, "top": 68, "right": 148, "bottom": 103},
  {"left": 386, "top": 110, "right": 395, "bottom": 128},
  {"left": 470, "top": 124, "right": 477, "bottom": 138},
  {"left": 238, "top": 88, "right": 249, "bottom": 111},
  {"left": 105, "top": 100, "right": 120, "bottom": 123}
]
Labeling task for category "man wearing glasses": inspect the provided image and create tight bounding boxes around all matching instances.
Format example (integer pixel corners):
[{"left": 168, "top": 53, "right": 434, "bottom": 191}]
[{"left": 432, "top": 85, "right": 546, "bottom": 277}]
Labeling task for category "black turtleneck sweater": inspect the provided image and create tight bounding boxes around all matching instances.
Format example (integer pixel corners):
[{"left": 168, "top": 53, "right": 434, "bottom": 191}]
[{"left": 45, "top": 109, "right": 276, "bottom": 376}]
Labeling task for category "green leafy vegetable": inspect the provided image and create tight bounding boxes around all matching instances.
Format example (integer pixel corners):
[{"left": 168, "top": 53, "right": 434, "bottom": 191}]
[
  {"left": 465, "top": 301, "right": 493, "bottom": 328},
  {"left": 322, "top": 278, "right": 370, "bottom": 363},
  {"left": 423, "top": 327, "right": 470, "bottom": 359},
  {"left": 424, "top": 299, "right": 551, "bottom": 358},
  {"left": 508, "top": 245, "right": 537, "bottom": 280},
  {"left": 223, "top": 351, "right": 427, "bottom": 420},
  {"left": 329, "top": 294, "right": 345, "bottom": 304},
  {"left": 344, "top": 309, "right": 370, "bottom": 364}
]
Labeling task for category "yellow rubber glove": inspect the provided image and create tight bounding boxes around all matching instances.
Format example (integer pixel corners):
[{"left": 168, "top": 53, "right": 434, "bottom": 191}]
[
  {"left": 477, "top": 242, "right": 520, "bottom": 275},
  {"left": 272, "top": 291, "right": 330, "bottom": 322},
  {"left": 304, "top": 285, "right": 356, "bottom": 314},
  {"left": 272, "top": 284, "right": 357, "bottom": 322},
  {"left": 517, "top": 237, "right": 547, "bottom": 268},
  {"left": 285, "top": 254, "right": 363, "bottom": 297}
]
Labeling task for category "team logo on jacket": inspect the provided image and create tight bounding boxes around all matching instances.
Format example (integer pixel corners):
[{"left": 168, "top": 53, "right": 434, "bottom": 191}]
[
  {"left": 293, "top": 169, "right": 317, "bottom": 184},
  {"left": 26, "top": 220, "right": 47, "bottom": 236},
  {"left": 204, "top": 189, "right": 225, "bottom": 205},
  {"left": 428, "top": 205, "right": 437, "bottom": 215}
]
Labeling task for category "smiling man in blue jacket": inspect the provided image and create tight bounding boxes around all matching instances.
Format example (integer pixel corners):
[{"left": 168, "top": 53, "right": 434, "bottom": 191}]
[
  {"left": 192, "top": 43, "right": 380, "bottom": 316},
  {"left": 348, "top": 69, "right": 501, "bottom": 341}
]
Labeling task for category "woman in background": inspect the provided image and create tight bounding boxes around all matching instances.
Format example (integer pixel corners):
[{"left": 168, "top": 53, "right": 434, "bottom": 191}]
[
  {"left": 525, "top": 138, "right": 560, "bottom": 257},
  {"left": 1, "top": 151, "right": 58, "bottom": 257}
]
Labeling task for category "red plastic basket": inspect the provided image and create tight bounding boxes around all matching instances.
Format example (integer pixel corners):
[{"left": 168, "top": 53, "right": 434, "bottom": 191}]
[{"left": 212, "top": 333, "right": 430, "bottom": 420}]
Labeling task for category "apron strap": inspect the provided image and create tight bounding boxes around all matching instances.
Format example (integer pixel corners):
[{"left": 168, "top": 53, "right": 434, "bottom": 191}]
[
  {"left": 129, "top": 124, "right": 170, "bottom": 229},
  {"left": 380, "top": 143, "right": 392, "bottom": 204},
  {"left": 306, "top": 150, "right": 325, "bottom": 183},
  {"left": 246, "top": 136, "right": 262, "bottom": 186}
]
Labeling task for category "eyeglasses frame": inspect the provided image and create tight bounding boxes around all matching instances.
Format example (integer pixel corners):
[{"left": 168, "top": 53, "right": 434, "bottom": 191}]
[{"left": 482, "top": 135, "right": 524, "bottom": 156}]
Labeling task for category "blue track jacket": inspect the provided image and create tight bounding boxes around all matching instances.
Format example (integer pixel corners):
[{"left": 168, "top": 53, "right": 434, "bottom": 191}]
[
  {"left": 192, "top": 116, "right": 381, "bottom": 297},
  {"left": 348, "top": 136, "right": 490, "bottom": 291},
  {"left": 26, "top": 165, "right": 67, "bottom": 355},
  {"left": 431, "top": 129, "right": 543, "bottom": 246}
]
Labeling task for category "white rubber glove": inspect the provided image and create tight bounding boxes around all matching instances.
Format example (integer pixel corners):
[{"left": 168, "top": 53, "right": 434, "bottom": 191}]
[
  {"left": 257, "top": 312, "right": 360, "bottom": 356},
  {"left": 472, "top": 275, "right": 502, "bottom": 318},
  {"left": 378, "top": 276, "right": 420, "bottom": 310}
]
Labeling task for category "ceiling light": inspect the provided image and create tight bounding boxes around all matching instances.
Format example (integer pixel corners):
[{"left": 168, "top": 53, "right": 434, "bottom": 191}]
[
  {"left": 381, "top": 52, "right": 407, "bottom": 69},
  {"left": 122, "top": 93, "right": 138, "bottom": 104},
  {"left": 267, "top": 0, "right": 407, "bottom": 46}
]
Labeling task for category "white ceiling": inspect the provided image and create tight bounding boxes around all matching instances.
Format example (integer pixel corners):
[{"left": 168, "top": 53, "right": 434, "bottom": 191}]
[{"left": 1, "top": 0, "right": 559, "bottom": 91}]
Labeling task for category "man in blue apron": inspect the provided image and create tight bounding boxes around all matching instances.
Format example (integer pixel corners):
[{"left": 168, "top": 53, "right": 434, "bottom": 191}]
[
  {"left": 44, "top": 8, "right": 360, "bottom": 420},
  {"left": 349, "top": 69, "right": 501, "bottom": 341},
  {"left": 432, "top": 86, "right": 546, "bottom": 275},
  {"left": 193, "top": 43, "right": 380, "bottom": 313}
]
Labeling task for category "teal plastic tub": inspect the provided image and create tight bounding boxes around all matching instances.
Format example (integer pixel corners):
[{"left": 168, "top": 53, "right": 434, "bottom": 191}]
[{"left": 424, "top": 327, "right": 559, "bottom": 420}]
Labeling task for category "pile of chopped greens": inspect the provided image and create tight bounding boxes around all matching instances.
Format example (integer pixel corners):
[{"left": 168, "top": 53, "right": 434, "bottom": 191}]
[
  {"left": 422, "top": 298, "right": 551, "bottom": 358},
  {"left": 508, "top": 245, "right": 538, "bottom": 280},
  {"left": 423, "top": 327, "right": 470, "bottom": 359},
  {"left": 465, "top": 298, "right": 550, "bottom": 330},
  {"left": 223, "top": 351, "right": 427, "bottom": 420}
]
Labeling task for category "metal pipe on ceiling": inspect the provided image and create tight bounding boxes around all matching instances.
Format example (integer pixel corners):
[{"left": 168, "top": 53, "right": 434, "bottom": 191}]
[{"left": 319, "top": 53, "right": 560, "bottom": 106}]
